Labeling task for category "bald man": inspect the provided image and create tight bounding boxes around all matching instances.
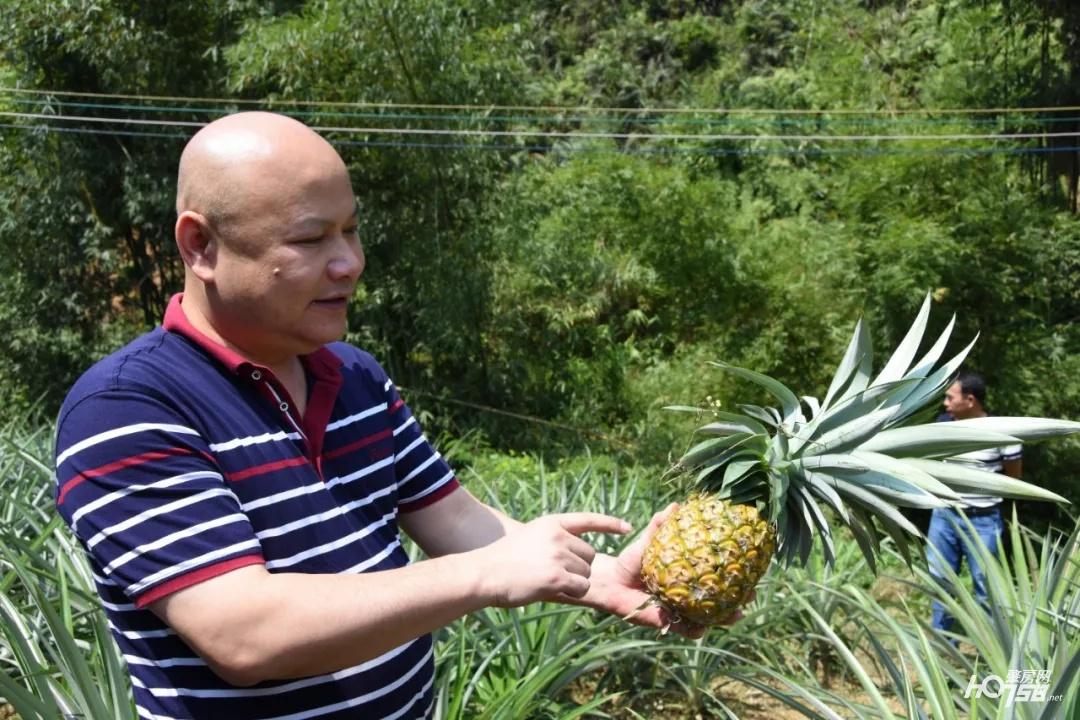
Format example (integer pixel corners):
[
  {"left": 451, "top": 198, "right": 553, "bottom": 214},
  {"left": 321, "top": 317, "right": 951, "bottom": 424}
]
[{"left": 53, "top": 112, "right": 703, "bottom": 720}]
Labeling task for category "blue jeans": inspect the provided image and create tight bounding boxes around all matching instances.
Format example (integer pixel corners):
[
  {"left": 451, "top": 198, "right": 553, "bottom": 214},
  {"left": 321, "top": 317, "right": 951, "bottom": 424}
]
[{"left": 926, "top": 507, "right": 1003, "bottom": 633}]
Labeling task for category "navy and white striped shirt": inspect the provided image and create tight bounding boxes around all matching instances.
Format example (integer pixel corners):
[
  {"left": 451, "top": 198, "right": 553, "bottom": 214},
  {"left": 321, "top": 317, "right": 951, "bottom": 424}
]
[{"left": 55, "top": 294, "right": 458, "bottom": 719}]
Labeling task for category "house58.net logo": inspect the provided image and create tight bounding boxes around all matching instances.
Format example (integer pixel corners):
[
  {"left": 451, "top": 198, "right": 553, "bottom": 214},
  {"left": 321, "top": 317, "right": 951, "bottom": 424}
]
[{"left": 963, "top": 669, "right": 1063, "bottom": 704}]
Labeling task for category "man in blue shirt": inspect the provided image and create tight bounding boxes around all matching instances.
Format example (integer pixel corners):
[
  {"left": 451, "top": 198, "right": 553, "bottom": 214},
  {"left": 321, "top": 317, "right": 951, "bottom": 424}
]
[{"left": 55, "top": 111, "right": 706, "bottom": 719}]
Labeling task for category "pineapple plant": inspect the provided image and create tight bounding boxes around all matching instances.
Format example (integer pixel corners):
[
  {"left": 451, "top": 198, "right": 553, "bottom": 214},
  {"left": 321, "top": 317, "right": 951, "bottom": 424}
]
[{"left": 641, "top": 295, "right": 1079, "bottom": 626}]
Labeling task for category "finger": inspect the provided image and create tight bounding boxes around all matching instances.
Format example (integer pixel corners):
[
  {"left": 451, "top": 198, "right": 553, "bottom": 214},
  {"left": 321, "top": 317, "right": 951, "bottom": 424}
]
[
  {"left": 657, "top": 607, "right": 709, "bottom": 639},
  {"left": 717, "top": 609, "right": 743, "bottom": 626},
  {"left": 615, "top": 503, "right": 679, "bottom": 576},
  {"left": 562, "top": 553, "right": 591, "bottom": 579},
  {"left": 555, "top": 512, "right": 632, "bottom": 537},
  {"left": 648, "top": 503, "right": 679, "bottom": 532},
  {"left": 636, "top": 503, "right": 678, "bottom": 547},
  {"left": 674, "top": 621, "right": 708, "bottom": 639},
  {"left": 565, "top": 534, "right": 597, "bottom": 565},
  {"left": 560, "top": 575, "right": 590, "bottom": 599}
]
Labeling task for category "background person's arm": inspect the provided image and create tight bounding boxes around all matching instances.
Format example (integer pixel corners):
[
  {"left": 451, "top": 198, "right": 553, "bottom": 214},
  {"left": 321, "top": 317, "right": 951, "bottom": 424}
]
[{"left": 1001, "top": 443, "right": 1023, "bottom": 479}]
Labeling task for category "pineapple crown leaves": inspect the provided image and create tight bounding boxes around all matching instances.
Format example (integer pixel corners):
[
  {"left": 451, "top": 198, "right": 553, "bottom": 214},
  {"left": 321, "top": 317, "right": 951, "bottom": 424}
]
[{"left": 665, "top": 292, "right": 1080, "bottom": 570}]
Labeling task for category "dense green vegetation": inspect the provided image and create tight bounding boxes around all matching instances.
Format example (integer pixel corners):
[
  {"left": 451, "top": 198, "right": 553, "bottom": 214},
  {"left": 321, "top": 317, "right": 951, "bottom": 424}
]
[
  {"left": 0, "top": 1, "right": 1079, "bottom": 716},
  {"left": 1, "top": 2, "right": 1077, "bottom": 522}
]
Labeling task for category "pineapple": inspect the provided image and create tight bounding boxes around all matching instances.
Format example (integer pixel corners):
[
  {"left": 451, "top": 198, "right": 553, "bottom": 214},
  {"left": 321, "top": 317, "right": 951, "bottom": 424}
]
[{"left": 641, "top": 295, "right": 1078, "bottom": 627}]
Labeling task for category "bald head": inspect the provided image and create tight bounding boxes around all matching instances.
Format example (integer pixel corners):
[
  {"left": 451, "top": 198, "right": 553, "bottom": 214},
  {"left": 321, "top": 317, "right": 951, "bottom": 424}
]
[{"left": 176, "top": 112, "right": 348, "bottom": 233}]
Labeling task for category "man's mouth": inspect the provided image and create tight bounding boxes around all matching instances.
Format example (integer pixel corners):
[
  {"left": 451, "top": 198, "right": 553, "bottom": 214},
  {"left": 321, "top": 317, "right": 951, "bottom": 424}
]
[{"left": 313, "top": 296, "right": 349, "bottom": 308}]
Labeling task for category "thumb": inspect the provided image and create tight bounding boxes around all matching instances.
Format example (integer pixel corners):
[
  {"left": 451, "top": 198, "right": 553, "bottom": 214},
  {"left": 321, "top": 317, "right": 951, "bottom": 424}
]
[
  {"left": 632, "top": 502, "right": 679, "bottom": 550},
  {"left": 617, "top": 503, "right": 680, "bottom": 576},
  {"left": 647, "top": 503, "right": 679, "bottom": 535}
]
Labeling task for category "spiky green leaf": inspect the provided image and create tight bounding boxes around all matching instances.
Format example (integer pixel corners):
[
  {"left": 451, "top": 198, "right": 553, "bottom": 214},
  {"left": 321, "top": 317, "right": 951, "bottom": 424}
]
[
  {"left": 901, "top": 314, "right": 955, "bottom": 383},
  {"left": 697, "top": 410, "right": 770, "bottom": 437},
  {"left": 797, "top": 454, "right": 870, "bottom": 474},
  {"left": 803, "top": 378, "right": 920, "bottom": 445},
  {"left": 712, "top": 362, "right": 800, "bottom": 424},
  {"left": 801, "top": 470, "right": 850, "bottom": 523},
  {"left": 842, "top": 491, "right": 920, "bottom": 566},
  {"left": 722, "top": 457, "right": 760, "bottom": 488},
  {"left": 681, "top": 433, "right": 751, "bottom": 468},
  {"left": 798, "top": 407, "right": 899, "bottom": 457},
  {"left": 948, "top": 416, "right": 1080, "bottom": 442},
  {"left": 821, "top": 318, "right": 870, "bottom": 412},
  {"left": 828, "top": 477, "right": 922, "bottom": 537},
  {"left": 794, "top": 483, "right": 835, "bottom": 566},
  {"left": 846, "top": 505, "right": 881, "bottom": 572},
  {"left": 872, "top": 292, "right": 931, "bottom": 386},
  {"left": 902, "top": 458, "right": 1071, "bottom": 503},
  {"left": 738, "top": 404, "right": 779, "bottom": 428},
  {"left": 831, "top": 470, "right": 948, "bottom": 509},
  {"left": 697, "top": 422, "right": 759, "bottom": 438},
  {"left": 858, "top": 424, "right": 1021, "bottom": 457},
  {"left": 662, "top": 404, "right": 708, "bottom": 414},
  {"left": 849, "top": 450, "right": 962, "bottom": 500},
  {"left": 767, "top": 469, "right": 789, "bottom": 523},
  {"left": 890, "top": 332, "right": 978, "bottom": 426},
  {"left": 800, "top": 456, "right": 949, "bottom": 509}
]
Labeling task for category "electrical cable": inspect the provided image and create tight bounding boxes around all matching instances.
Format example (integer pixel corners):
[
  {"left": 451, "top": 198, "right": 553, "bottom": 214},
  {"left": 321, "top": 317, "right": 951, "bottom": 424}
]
[
  {"left": 4, "top": 121, "right": 1077, "bottom": 158},
  {"left": 4, "top": 95, "right": 1080, "bottom": 129},
  {"left": 397, "top": 385, "right": 635, "bottom": 450},
  {"left": 3, "top": 86, "right": 1080, "bottom": 115},
  {"left": 0, "top": 122, "right": 189, "bottom": 140},
  {"left": 2, "top": 110, "right": 1079, "bottom": 143}
]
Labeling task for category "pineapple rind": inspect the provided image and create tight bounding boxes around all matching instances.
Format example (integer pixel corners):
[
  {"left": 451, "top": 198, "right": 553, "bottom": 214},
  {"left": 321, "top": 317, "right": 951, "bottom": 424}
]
[{"left": 641, "top": 496, "right": 776, "bottom": 626}]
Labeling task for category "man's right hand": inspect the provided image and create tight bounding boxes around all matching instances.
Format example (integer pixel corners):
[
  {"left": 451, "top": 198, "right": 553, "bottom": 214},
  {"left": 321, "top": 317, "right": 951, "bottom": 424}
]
[{"left": 472, "top": 513, "right": 631, "bottom": 607}]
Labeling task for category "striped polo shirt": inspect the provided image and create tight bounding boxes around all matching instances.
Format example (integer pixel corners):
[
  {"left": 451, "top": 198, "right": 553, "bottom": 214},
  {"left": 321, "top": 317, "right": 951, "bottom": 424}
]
[
  {"left": 54, "top": 293, "right": 459, "bottom": 720},
  {"left": 937, "top": 414, "right": 1022, "bottom": 509}
]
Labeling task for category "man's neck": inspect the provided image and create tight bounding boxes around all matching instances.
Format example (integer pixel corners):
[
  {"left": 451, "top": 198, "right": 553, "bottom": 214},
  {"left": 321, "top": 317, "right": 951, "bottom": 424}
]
[
  {"left": 180, "top": 291, "right": 309, "bottom": 415},
  {"left": 180, "top": 287, "right": 296, "bottom": 371}
]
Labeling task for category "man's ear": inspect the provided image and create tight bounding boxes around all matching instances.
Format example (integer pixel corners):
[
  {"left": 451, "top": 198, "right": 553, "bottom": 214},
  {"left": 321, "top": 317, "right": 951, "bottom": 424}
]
[{"left": 175, "top": 211, "right": 217, "bottom": 283}]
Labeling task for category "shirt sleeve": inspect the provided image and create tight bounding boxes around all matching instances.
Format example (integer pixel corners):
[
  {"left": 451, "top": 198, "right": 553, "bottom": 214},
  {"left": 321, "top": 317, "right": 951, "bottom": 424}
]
[
  {"left": 1000, "top": 443, "right": 1023, "bottom": 462},
  {"left": 379, "top": 376, "right": 459, "bottom": 513},
  {"left": 55, "top": 389, "right": 265, "bottom": 608}
]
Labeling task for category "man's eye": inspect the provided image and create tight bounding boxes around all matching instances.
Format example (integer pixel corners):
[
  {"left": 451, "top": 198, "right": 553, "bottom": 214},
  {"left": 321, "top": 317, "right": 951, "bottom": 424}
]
[
  {"left": 293, "top": 236, "right": 324, "bottom": 245},
  {"left": 344, "top": 227, "right": 359, "bottom": 236}
]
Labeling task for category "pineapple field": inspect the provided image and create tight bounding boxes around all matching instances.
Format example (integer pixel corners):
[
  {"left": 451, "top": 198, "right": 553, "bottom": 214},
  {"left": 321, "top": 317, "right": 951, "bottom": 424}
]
[
  {"left": 2, "top": 423, "right": 1079, "bottom": 718},
  {"left": 2, "top": 0, "right": 1080, "bottom": 717}
]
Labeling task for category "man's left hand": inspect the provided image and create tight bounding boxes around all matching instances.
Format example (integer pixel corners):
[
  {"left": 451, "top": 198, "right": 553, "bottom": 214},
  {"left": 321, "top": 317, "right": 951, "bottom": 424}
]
[{"left": 563, "top": 503, "right": 744, "bottom": 639}]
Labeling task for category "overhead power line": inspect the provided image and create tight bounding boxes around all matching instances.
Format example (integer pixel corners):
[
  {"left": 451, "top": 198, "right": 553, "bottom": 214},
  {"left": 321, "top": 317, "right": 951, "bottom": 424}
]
[
  {"left": 2, "top": 110, "right": 1079, "bottom": 143},
  {"left": 3, "top": 86, "right": 1080, "bottom": 116},
  {"left": 4, "top": 95, "right": 1080, "bottom": 128},
  {"left": 4, "top": 122, "right": 1078, "bottom": 159},
  {"left": 0, "top": 122, "right": 188, "bottom": 140},
  {"left": 398, "top": 386, "right": 635, "bottom": 450}
]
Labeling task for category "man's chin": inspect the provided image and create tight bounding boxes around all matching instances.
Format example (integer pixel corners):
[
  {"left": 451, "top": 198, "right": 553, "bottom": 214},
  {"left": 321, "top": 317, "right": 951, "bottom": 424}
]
[{"left": 301, "top": 325, "right": 348, "bottom": 350}]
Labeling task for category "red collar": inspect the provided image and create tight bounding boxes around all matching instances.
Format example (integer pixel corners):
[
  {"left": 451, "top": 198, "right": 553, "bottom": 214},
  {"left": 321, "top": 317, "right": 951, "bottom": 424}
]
[{"left": 162, "top": 293, "right": 342, "bottom": 380}]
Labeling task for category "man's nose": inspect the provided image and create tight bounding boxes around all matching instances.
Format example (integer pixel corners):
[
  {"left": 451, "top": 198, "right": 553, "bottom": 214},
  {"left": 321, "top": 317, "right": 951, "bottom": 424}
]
[{"left": 328, "top": 236, "right": 364, "bottom": 281}]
